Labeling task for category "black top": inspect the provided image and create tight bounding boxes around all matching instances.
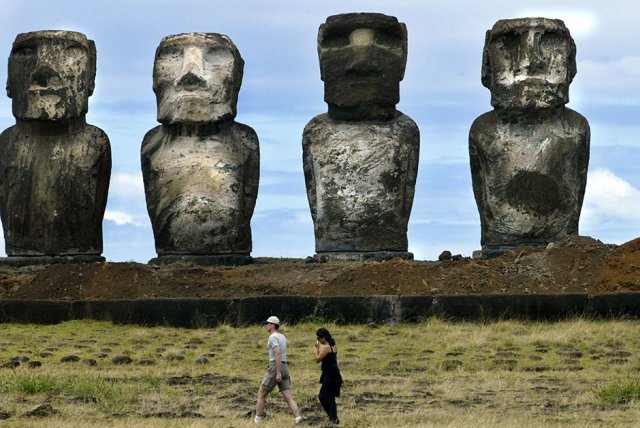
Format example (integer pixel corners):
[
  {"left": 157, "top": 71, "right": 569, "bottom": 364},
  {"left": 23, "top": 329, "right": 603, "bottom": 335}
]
[{"left": 321, "top": 348, "right": 339, "bottom": 371}]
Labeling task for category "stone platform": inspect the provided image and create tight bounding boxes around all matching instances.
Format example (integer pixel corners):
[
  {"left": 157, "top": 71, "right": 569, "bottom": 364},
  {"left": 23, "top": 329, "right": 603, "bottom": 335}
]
[
  {"left": 1, "top": 293, "right": 639, "bottom": 327},
  {"left": 0, "top": 255, "right": 105, "bottom": 266},
  {"left": 315, "top": 251, "right": 413, "bottom": 262}
]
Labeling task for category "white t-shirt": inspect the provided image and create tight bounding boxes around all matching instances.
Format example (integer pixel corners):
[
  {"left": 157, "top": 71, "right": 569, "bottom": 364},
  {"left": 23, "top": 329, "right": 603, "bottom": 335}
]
[{"left": 267, "top": 331, "right": 287, "bottom": 362}]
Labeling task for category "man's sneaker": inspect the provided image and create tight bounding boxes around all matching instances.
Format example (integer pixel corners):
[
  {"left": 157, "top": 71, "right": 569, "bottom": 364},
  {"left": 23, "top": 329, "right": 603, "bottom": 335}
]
[{"left": 294, "top": 415, "right": 303, "bottom": 424}]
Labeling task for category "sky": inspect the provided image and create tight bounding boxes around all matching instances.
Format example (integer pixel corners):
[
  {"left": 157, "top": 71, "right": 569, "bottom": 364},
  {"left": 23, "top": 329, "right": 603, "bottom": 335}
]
[{"left": 0, "top": 0, "right": 638, "bottom": 262}]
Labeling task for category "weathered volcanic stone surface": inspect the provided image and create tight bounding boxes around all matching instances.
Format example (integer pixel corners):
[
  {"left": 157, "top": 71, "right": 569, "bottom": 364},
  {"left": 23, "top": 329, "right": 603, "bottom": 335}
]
[
  {"left": 142, "top": 33, "right": 259, "bottom": 262},
  {"left": 469, "top": 18, "right": 590, "bottom": 257},
  {"left": 303, "top": 113, "right": 418, "bottom": 254},
  {"left": 318, "top": 13, "right": 408, "bottom": 122},
  {"left": 0, "top": 30, "right": 111, "bottom": 259},
  {"left": 142, "top": 123, "right": 258, "bottom": 257},
  {"left": 304, "top": 13, "right": 419, "bottom": 260}
]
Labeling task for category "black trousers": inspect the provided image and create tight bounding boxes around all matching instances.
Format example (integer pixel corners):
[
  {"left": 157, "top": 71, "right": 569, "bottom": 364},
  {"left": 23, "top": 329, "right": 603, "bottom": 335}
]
[{"left": 319, "top": 371, "right": 341, "bottom": 422}]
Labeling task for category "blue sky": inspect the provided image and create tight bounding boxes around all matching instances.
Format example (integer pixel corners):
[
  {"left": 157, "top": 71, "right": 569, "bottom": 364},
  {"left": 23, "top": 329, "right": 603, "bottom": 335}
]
[{"left": 0, "top": 1, "right": 638, "bottom": 262}]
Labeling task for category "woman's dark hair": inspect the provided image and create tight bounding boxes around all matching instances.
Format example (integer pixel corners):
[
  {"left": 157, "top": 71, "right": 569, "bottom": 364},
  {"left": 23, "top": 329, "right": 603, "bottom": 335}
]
[{"left": 316, "top": 327, "right": 336, "bottom": 347}]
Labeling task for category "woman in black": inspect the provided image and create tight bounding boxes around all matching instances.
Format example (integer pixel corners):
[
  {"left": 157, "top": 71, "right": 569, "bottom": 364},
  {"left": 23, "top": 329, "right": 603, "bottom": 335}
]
[{"left": 314, "top": 327, "right": 343, "bottom": 425}]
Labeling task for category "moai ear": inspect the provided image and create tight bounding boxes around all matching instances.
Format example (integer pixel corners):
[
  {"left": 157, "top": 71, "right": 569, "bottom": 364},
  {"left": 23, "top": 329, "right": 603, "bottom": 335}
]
[
  {"left": 566, "top": 32, "right": 577, "bottom": 83},
  {"left": 6, "top": 42, "right": 16, "bottom": 98},
  {"left": 87, "top": 40, "right": 97, "bottom": 96},
  {"left": 230, "top": 40, "right": 244, "bottom": 99},
  {"left": 398, "top": 23, "right": 408, "bottom": 80},
  {"left": 317, "top": 23, "right": 325, "bottom": 81},
  {"left": 480, "top": 30, "right": 492, "bottom": 89}
]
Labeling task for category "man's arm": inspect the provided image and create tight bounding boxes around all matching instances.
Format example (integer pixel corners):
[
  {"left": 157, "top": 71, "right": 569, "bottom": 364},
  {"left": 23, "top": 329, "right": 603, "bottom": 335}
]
[{"left": 274, "top": 344, "right": 282, "bottom": 384}]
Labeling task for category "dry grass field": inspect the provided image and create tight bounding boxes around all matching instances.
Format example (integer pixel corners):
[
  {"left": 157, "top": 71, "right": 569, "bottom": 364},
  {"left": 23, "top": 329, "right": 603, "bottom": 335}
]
[{"left": 1, "top": 319, "right": 640, "bottom": 427}]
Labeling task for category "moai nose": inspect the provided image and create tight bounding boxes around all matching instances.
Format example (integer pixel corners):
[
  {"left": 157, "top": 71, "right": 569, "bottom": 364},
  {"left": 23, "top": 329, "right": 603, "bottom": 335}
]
[
  {"left": 350, "top": 28, "right": 375, "bottom": 46},
  {"left": 345, "top": 57, "right": 382, "bottom": 77},
  {"left": 31, "top": 64, "right": 62, "bottom": 88},
  {"left": 176, "top": 70, "right": 207, "bottom": 91},
  {"left": 345, "top": 29, "right": 383, "bottom": 77},
  {"left": 522, "top": 31, "right": 545, "bottom": 74},
  {"left": 175, "top": 46, "right": 207, "bottom": 91}
]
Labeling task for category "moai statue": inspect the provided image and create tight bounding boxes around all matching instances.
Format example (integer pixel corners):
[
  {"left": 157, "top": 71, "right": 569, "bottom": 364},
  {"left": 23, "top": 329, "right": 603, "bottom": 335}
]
[
  {"left": 303, "top": 13, "right": 419, "bottom": 261},
  {"left": 0, "top": 30, "right": 111, "bottom": 263},
  {"left": 142, "top": 33, "right": 259, "bottom": 265},
  {"left": 469, "top": 18, "right": 590, "bottom": 258}
]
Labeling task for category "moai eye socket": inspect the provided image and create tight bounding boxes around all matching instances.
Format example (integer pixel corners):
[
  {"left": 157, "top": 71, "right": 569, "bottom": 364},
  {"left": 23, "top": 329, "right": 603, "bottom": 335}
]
[
  {"left": 65, "top": 44, "right": 86, "bottom": 61},
  {"left": 12, "top": 45, "right": 35, "bottom": 58},
  {"left": 497, "top": 30, "right": 520, "bottom": 53},
  {"left": 374, "top": 29, "right": 402, "bottom": 47},
  {"left": 203, "top": 47, "right": 233, "bottom": 72},
  {"left": 157, "top": 47, "right": 183, "bottom": 63},
  {"left": 539, "top": 31, "right": 566, "bottom": 53},
  {"left": 321, "top": 32, "right": 350, "bottom": 48}
]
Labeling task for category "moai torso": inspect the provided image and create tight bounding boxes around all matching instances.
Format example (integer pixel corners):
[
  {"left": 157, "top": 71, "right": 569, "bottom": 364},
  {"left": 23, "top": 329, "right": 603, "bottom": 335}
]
[
  {"left": 142, "top": 123, "right": 258, "bottom": 255},
  {"left": 141, "top": 33, "right": 259, "bottom": 263},
  {"left": 469, "top": 18, "right": 590, "bottom": 256},
  {"left": 303, "top": 113, "right": 418, "bottom": 252},
  {"left": 0, "top": 31, "right": 111, "bottom": 259},
  {"left": 303, "top": 13, "right": 419, "bottom": 260}
]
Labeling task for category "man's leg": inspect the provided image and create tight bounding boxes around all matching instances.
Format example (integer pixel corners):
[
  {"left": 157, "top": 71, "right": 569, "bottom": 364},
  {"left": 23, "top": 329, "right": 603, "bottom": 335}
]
[
  {"left": 256, "top": 387, "right": 269, "bottom": 419},
  {"left": 281, "top": 389, "right": 301, "bottom": 418},
  {"left": 256, "top": 365, "right": 276, "bottom": 421}
]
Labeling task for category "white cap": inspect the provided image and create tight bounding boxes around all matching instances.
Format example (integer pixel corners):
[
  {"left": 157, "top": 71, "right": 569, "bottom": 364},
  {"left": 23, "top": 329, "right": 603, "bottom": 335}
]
[{"left": 261, "top": 316, "right": 280, "bottom": 325}]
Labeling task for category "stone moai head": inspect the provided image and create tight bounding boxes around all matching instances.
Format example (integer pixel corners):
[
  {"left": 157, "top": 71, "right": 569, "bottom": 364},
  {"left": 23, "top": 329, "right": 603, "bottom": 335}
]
[
  {"left": 481, "top": 18, "right": 576, "bottom": 110},
  {"left": 153, "top": 33, "right": 244, "bottom": 125},
  {"left": 318, "top": 13, "right": 407, "bottom": 121},
  {"left": 7, "top": 30, "right": 96, "bottom": 121}
]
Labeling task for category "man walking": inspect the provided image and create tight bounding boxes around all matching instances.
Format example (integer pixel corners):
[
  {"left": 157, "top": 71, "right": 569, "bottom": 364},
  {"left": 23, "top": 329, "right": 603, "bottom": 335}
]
[{"left": 255, "top": 315, "right": 302, "bottom": 424}]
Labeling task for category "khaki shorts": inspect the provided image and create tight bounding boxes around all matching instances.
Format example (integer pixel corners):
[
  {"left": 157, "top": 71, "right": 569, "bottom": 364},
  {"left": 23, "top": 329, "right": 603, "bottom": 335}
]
[{"left": 261, "top": 361, "right": 291, "bottom": 392}]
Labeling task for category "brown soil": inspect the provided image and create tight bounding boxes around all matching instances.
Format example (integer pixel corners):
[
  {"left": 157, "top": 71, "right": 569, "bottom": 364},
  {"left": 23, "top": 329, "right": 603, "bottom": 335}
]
[{"left": 1, "top": 235, "right": 639, "bottom": 300}]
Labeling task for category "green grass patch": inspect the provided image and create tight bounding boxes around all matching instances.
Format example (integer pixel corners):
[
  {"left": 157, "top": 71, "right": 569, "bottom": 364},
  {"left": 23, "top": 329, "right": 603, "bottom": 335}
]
[
  {"left": 0, "top": 373, "right": 147, "bottom": 414},
  {"left": 0, "top": 373, "right": 59, "bottom": 395},
  {"left": 596, "top": 381, "right": 640, "bottom": 404}
]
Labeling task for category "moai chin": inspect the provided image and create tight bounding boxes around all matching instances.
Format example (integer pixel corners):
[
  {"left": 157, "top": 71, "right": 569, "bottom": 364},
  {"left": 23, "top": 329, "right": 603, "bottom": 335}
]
[
  {"left": 141, "top": 33, "right": 259, "bottom": 265},
  {"left": 469, "top": 18, "right": 590, "bottom": 258},
  {"left": 303, "top": 13, "right": 420, "bottom": 261},
  {"left": 0, "top": 30, "right": 111, "bottom": 263}
]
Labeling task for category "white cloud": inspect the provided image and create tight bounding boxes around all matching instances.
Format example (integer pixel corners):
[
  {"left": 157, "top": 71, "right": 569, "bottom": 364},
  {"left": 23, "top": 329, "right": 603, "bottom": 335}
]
[
  {"left": 582, "top": 168, "right": 640, "bottom": 227},
  {"left": 109, "top": 172, "right": 145, "bottom": 199},
  {"left": 286, "top": 210, "right": 312, "bottom": 226},
  {"left": 104, "top": 210, "right": 143, "bottom": 227}
]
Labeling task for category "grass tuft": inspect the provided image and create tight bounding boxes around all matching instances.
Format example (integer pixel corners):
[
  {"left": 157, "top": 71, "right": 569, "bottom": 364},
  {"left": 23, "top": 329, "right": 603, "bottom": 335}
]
[
  {"left": 596, "top": 381, "right": 640, "bottom": 404},
  {"left": 0, "top": 373, "right": 59, "bottom": 395}
]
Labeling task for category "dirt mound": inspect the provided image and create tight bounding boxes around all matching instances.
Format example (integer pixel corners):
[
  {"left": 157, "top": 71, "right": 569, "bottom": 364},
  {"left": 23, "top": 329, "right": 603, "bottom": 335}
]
[
  {"left": 601, "top": 237, "right": 640, "bottom": 292},
  {"left": 0, "top": 235, "right": 638, "bottom": 300}
]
